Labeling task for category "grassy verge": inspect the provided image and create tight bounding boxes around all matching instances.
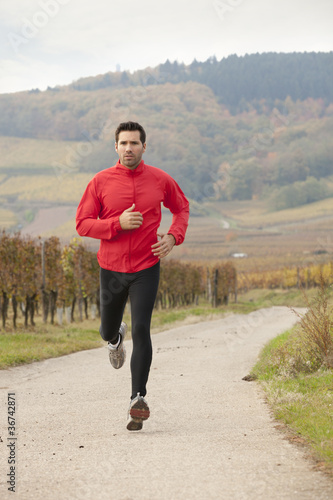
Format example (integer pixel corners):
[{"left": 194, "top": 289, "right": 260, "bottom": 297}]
[
  {"left": 0, "top": 321, "right": 103, "bottom": 369},
  {"left": 0, "top": 287, "right": 318, "bottom": 370},
  {"left": 251, "top": 286, "right": 333, "bottom": 474}
]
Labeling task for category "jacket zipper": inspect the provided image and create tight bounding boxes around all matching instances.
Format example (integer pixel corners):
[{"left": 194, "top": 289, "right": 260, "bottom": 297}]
[{"left": 129, "top": 173, "right": 136, "bottom": 271}]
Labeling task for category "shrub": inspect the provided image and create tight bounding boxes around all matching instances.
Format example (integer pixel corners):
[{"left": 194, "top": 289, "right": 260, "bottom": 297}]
[{"left": 292, "top": 275, "right": 333, "bottom": 370}]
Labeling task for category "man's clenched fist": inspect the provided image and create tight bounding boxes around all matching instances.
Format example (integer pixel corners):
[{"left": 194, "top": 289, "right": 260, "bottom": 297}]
[{"left": 119, "top": 204, "right": 143, "bottom": 230}]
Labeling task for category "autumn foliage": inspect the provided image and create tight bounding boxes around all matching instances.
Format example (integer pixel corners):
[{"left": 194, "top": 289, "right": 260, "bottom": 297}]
[
  {"left": 237, "top": 262, "right": 333, "bottom": 292},
  {"left": 0, "top": 232, "right": 240, "bottom": 329},
  {"left": 0, "top": 232, "right": 99, "bottom": 329}
]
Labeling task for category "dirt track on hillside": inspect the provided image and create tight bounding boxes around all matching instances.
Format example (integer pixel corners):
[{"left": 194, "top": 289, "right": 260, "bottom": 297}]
[{"left": 0, "top": 307, "right": 332, "bottom": 499}]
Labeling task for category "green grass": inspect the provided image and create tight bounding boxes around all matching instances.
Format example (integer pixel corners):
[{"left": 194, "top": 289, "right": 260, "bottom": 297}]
[
  {"left": 236, "top": 288, "right": 318, "bottom": 309},
  {"left": 252, "top": 327, "right": 333, "bottom": 474},
  {"left": 152, "top": 304, "right": 232, "bottom": 327},
  {"left": 0, "top": 321, "right": 103, "bottom": 369}
]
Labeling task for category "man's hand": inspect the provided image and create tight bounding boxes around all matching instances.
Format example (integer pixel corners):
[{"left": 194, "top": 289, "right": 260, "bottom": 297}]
[
  {"left": 151, "top": 233, "right": 176, "bottom": 259},
  {"left": 119, "top": 204, "right": 143, "bottom": 230}
]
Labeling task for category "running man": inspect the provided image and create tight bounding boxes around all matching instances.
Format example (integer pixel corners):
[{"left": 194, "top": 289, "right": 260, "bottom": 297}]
[{"left": 76, "top": 121, "right": 189, "bottom": 430}]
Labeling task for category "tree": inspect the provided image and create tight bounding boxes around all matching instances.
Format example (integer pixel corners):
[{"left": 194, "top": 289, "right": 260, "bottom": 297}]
[{"left": 41, "top": 237, "right": 63, "bottom": 324}]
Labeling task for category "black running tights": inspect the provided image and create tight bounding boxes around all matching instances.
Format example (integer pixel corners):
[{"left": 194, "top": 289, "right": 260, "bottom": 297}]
[{"left": 99, "top": 262, "right": 160, "bottom": 399}]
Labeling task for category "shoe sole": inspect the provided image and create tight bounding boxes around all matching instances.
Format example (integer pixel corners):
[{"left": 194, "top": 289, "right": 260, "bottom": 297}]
[
  {"left": 130, "top": 399, "right": 150, "bottom": 421},
  {"left": 127, "top": 418, "right": 143, "bottom": 431},
  {"left": 109, "top": 344, "right": 126, "bottom": 369},
  {"left": 107, "top": 323, "right": 127, "bottom": 369},
  {"left": 126, "top": 398, "right": 150, "bottom": 431}
]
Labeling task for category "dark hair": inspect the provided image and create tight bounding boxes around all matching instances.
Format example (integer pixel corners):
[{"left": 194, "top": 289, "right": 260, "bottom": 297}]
[{"left": 115, "top": 121, "right": 146, "bottom": 144}]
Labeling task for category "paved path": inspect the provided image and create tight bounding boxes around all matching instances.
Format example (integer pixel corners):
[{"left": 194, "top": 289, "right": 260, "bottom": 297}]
[{"left": 0, "top": 307, "right": 332, "bottom": 499}]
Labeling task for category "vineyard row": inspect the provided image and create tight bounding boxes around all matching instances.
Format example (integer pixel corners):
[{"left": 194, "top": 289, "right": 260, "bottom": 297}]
[
  {"left": 0, "top": 232, "right": 236, "bottom": 329},
  {"left": 0, "top": 232, "right": 331, "bottom": 330}
]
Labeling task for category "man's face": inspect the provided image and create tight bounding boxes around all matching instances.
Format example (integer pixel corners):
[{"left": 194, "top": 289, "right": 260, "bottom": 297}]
[{"left": 115, "top": 130, "right": 146, "bottom": 170}]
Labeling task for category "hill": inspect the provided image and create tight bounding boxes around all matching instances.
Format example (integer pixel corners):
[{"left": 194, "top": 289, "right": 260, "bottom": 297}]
[
  {"left": 71, "top": 52, "right": 333, "bottom": 111},
  {"left": 0, "top": 79, "right": 332, "bottom": 204}
]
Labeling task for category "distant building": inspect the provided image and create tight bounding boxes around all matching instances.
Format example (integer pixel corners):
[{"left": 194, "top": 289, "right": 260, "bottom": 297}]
[{"left": 231, "top": 252, "right": 248, "bottom": 258}]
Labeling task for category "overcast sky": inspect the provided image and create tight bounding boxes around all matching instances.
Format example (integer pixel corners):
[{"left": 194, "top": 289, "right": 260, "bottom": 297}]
[{"left": 0, "top": 0, "right": 332, "bottom": 94}]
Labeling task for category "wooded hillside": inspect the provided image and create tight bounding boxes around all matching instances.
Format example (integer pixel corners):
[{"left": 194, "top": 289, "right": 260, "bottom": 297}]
[
  {"left": 0, "top": 52, "right": 332, "bottom": 228},
  {"left": 71, "top": 52, "right": 333, "bottom": 112}
]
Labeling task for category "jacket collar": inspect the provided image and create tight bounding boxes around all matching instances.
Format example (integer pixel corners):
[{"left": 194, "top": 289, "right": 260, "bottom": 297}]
[{"left": 115, "top": 159, "right": 145, "bottom": 174}]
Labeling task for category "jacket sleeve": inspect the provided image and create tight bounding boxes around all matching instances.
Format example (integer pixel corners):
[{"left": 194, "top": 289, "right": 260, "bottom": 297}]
[
  {"left": 163, "top": 175, "right": 190, "bottom": 245},
  {"left": 76, "top": 177, "right": 122, "bottom": 240}
]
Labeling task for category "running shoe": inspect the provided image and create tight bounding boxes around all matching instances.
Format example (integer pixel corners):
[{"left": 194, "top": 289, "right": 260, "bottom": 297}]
[
  {"left": 107, "top": 322, "right": 127, "bottom": 369},
  {"left": 126, "top": 393, "right": 150, "bottom": 431}
]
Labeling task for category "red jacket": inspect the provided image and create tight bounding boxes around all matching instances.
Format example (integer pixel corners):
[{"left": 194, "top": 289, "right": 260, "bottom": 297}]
[{"left": 76, "top": 160, "right": 189, "bottom": 272}]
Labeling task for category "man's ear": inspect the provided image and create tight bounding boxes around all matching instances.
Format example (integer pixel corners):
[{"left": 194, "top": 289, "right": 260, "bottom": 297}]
[
  {"left": 115, "top": 142, "right": 118, "bottom": 152},
  {"left": 143, "top": 142, "right": 146, "bottom": 152}
]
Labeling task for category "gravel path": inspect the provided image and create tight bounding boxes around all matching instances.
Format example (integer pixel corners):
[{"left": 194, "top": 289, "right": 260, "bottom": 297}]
[{"left": 0, "top": 306, "right": 332, "bottom": 499}]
